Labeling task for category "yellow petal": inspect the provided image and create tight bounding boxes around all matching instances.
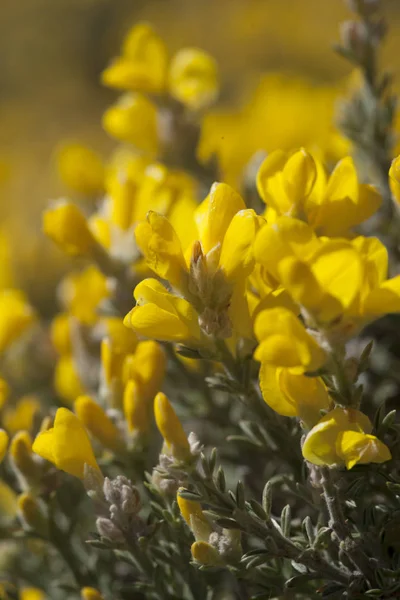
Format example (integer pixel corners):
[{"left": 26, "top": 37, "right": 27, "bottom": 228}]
[
  {"left": 256, "top": 150, "right": 288, "bottom": 206},
  {"left": 195, "top": 183, "right": 245, "bottom": 254},
  {"left": 34, "top": 408, "right": 100, "bottom": 479},
  {"left": 313, "top": 157, "right": 382, "bottom": 235},
  {"left": 122, "top": 340, "right": 166, "bottom": 399},
  {"left": 43, "top": 201, "right": 97, "bottom": 257},
  {"left": 302, "top": 407, "right": 372, "bottom": 466},
  {"left": 169, "top": 48, "right": 219, "bottom": 110},
  {"left": 54, "top": 356, "right": 85, "bottom": 406},
  {"left": 129, "top": 279, "right": 201, "bottom": 344},
  {"left": 219, "top": 209, "right": 260, "bottom": 282},
  {"left": 123, "top": 379, "right": 151, "bottom": 434},
  {"left": 56, "top": 143, "right": 105, "bottom": 197},
  {"left": 74, "top": 396, "right": 122, "bottom": 453},
  {"left": 102, "top": 93, "right": 158, "bottom": 155},
  {"left": 0, "top": 290, "right": 36, "bottom": 354},
  {"left": 363, "top": 275, "right": 400, "bottom": 317},
  {"left": 337, "top": 430, "right": 391, "bottom": 469},
  {"left": 309, "top": 240, "right": 363, "bottom": 309},
  {"left": 154, "top": 392, "right": 190, "bottom": 459},
  {"left": 31, "top": 429, "right": 55, "bottom": 464},
  {"left": 278, "top": 257, "right": 343, "bottom": 323},
  {"left": 81, "top": 588, "right": 104, "bottom": 600},
  {"left": 282, "top": 148, "right": 317, "bottom": 208},
  {"left": 191, "top": 541, "right": 221, "bottom": 565},
  {"left": 254, "top": 308, "right": 326, "bottom": 372},
  {"left": 135, "top": 211, "right": 187, "bottom": 289},
  {"left": 102, "top": 23, "right": 167, "bottom": 94},
  {"left": 2, "top": 396, "right": 41, "bottom": 435}
]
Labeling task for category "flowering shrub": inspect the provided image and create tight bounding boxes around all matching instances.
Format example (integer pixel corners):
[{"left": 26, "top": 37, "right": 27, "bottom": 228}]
[{"left": 2, "top": 1, "right": 400, "bottom": 599}]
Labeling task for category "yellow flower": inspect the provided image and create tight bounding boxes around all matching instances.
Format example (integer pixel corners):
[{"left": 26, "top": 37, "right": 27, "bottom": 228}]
[
  {"left": 102, "top": 23, "right": 167, "bottom": 94},
  {"left": 177, "top": 488, "right": 212, "bottom": 541},
  {"left": 133, "top": 181, "right": 259, "bottom": 342},
  {"left": 191, "top": 541, "right": 221, "bottom": 566},
  {"left": 33, "top": 408, "right": 100, "bottom": 479},
  {"left": 302, "top": 407, "right": 391, "bottom": 468},
  {"left": 154, "top": 392, "right": 191, "bottom": 460},
  {"left": 50, "top": 313, "right": 72, "bottom": 355},
  {"left": 56, "top": 142, "right": 105, "bottom": 197},
  {"left": 43, "top": 201, "right": 97, "bottom": 257},
  {"left": 125, "top": 279, "right": 203, "bottom": 346},
  {"left": 100, "top": 338, "right": 124, "bottom": 390},
  {"left": 2, "top": 397, "right": 41, "bottom": 435},
  {"left": 254, "top": 307, "right": 326, "bottom": 373},
  {"left": 257, "top": 152, "right": 381, "bottom": 236},
  {"left": 135, "top": 211, "right": 187, "bottom": 290},
  {"left": 0, "top": 290, "right": 36, "bottom": 354},
  {"left": 54, "top": 356, "right": 85, "bottom": 405},
  {"left": 74, "top": 396, "right": 122, "bottom": 453},
  {"left": 254, "top": 217, "right": 365, "bottom": 325},
  {"left": 168, "top": 48, "right": 219, "bottom": 110},
  {"left": 259, "top": 365, "right": 331, "bottom": 428},
  {"left": 122, "top": 340, "right": 166, "bottom": 398},
  {"left": 256, "top": 148, "right": 317, "bottom": 217},
  {"left": 102, "top": 93, "right": 158, "bottom": 155},
  {"left": 0, "top": 430, "right": 9, "bottom": 464},
  {"left": 20, "top": 589, "right": 45, "bottom": 600},
  {"left": 123, "top": 380, "right": 150, "bottom": 434},
  {"left": 59, "top": 267, "right": 110, "bottom": 326}
]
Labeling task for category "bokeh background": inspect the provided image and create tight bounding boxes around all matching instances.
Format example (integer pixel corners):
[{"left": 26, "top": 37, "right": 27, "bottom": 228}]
[{"left": 1, "top": 0, "right": 400, "bottom": 309}]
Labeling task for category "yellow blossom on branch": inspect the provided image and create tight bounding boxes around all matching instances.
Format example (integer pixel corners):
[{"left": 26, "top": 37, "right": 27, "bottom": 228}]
[{"left": 32, "top": 408, "right": 101, "bottom": 479}]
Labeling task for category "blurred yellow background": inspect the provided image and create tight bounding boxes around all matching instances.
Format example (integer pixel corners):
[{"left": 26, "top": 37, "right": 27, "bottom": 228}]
[{"left": 1, "top": 0, "right": 400, "bottom": 307}]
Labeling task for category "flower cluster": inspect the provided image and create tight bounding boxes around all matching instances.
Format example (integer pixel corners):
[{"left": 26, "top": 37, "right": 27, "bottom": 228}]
[{"left": 2, "top": 4, "right": 400, "bottom": 599}]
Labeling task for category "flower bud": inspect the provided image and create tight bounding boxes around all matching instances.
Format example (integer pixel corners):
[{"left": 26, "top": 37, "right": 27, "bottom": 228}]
[
  {"left": 18, "top": 493, "right": 48, "bottom": 535},
  {"left": 81, "top": 588, "right": 105, "bottom": 600},
  {"left": 340, "top": 21, "right": 369, "bottom": 63},
  {"left": 177, "top": 489, "right": 212, "bottom": 541},
  {"left": 56, "top": 143, "right": 105, "bottom": 197},
  {"left": 20, "top": 587, "right": 45, "bottom": 600},
  {"left": 123, "top": 379, "right": 151, "bottom": 434},
  {"left": 96, "top": 516, "right": 124, "bottom": 542},
  {"left": 191, "top": 541, "right": 221, "bottom": 566},
  {"left": 10, "top": 431, "right": 38, "bottom": 483},
  {"left": 50, "top": 313, "right": 72, "bottom": 355},
  {"left": 74, "top": 396, "right": 123, "bottom": 453},
  {"left": 54, "top": 355, "right": 85, "bottom": 406},
  {"left": 154, "top": 392, "right": 191, "bottom": 460},
  {"left": 43, "top": 201, "right": 97, "bottom": 257},
  {"left": 122, "top": 340, "right": 166, "bottom": 399}
]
